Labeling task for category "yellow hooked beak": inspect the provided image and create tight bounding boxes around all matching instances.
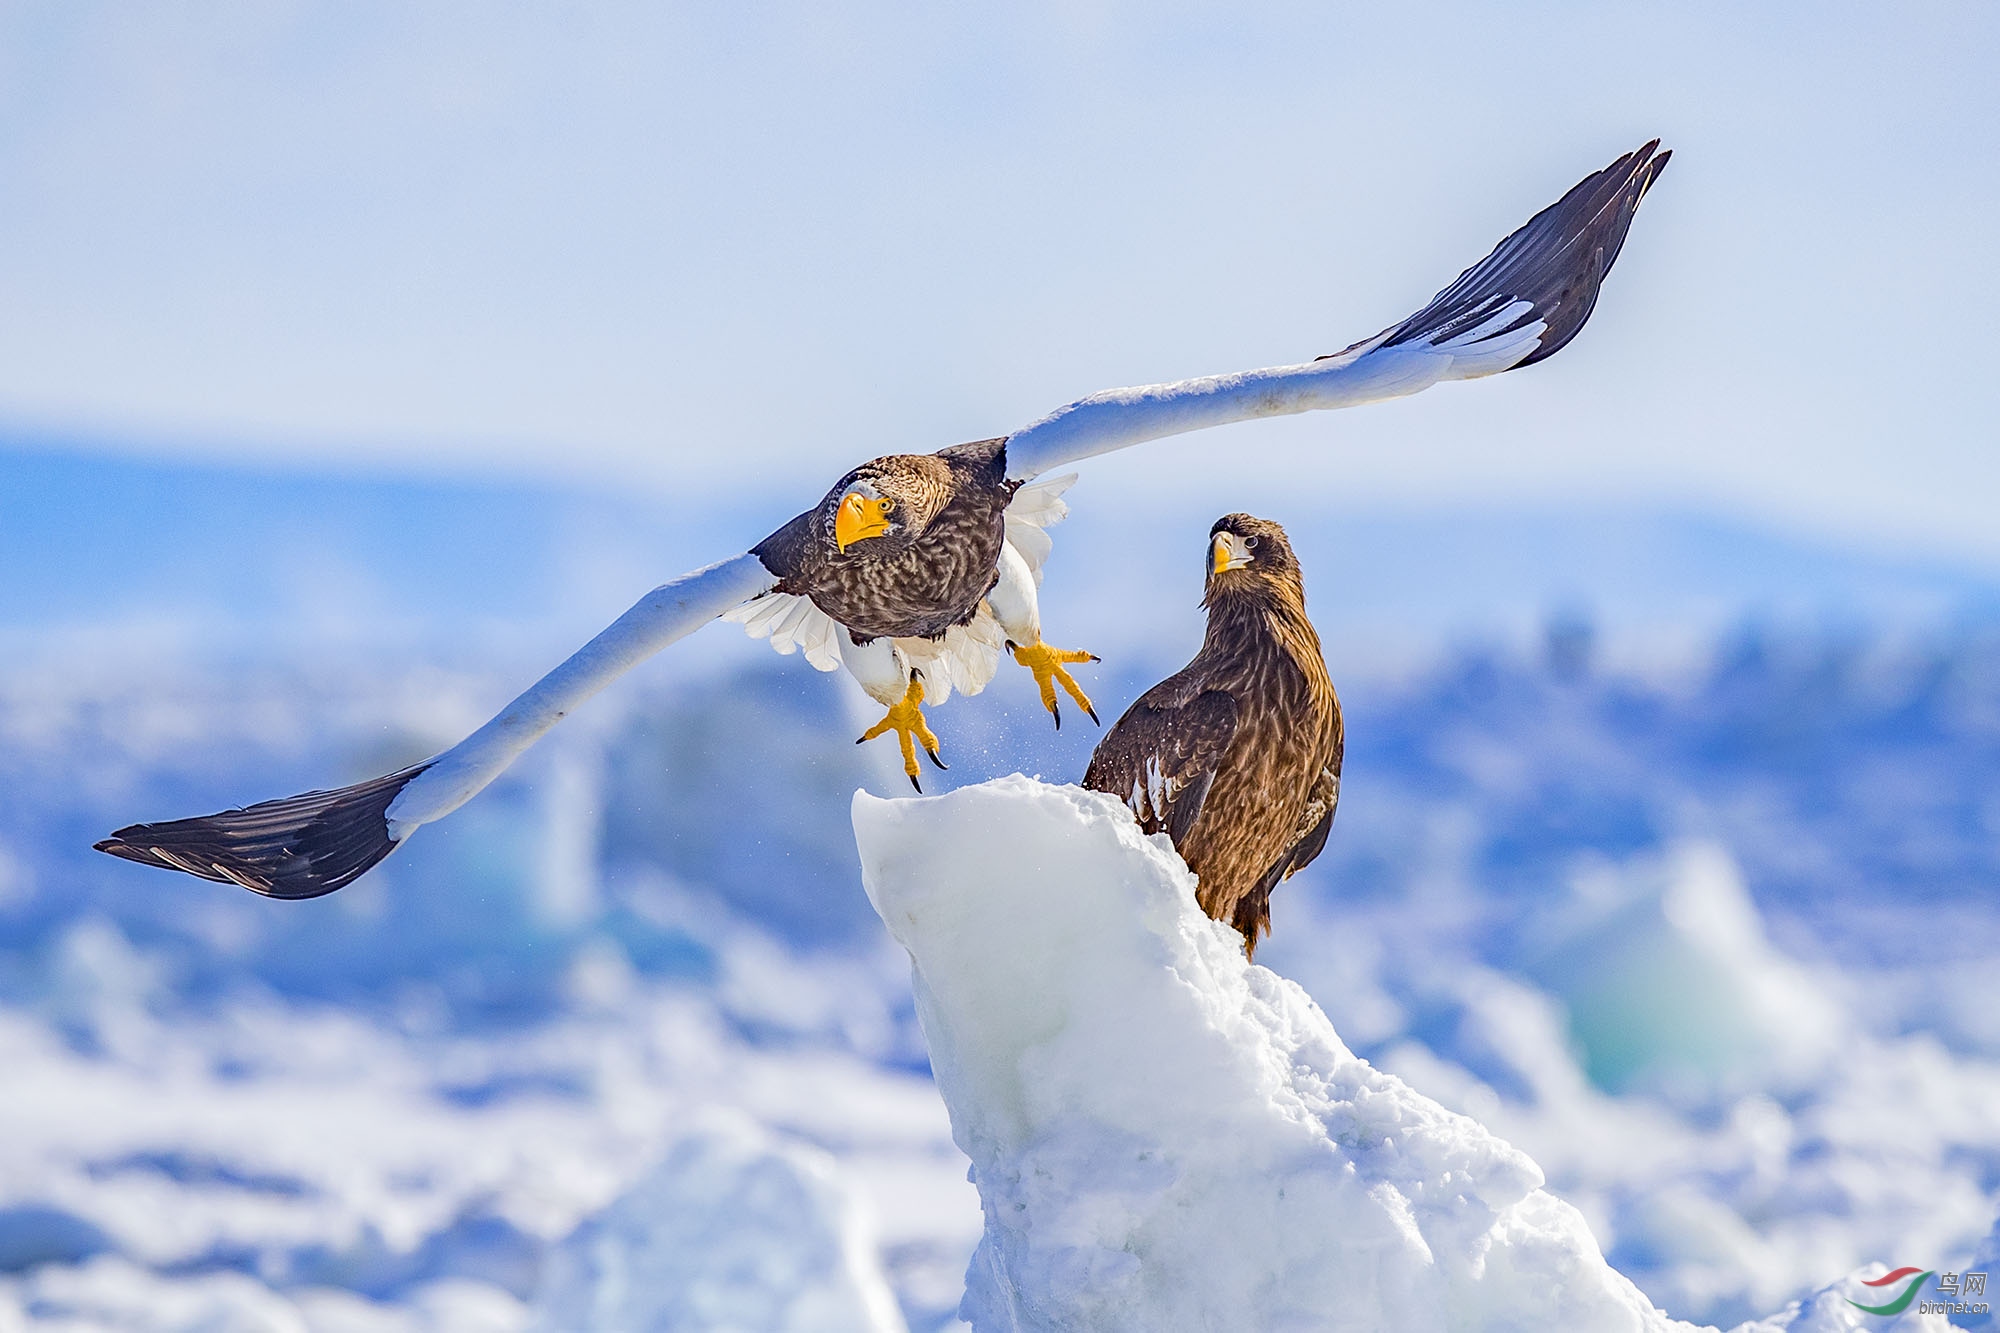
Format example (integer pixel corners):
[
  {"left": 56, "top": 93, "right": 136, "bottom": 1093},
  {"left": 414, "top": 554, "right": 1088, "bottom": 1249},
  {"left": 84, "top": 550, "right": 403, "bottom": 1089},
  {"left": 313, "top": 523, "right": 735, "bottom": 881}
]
[
  {"left": 835, "top": 493, "right": 893, "bottom": 551},
  {"left": 1211, "top": 531, "right": 1253, "bottom": 575}
]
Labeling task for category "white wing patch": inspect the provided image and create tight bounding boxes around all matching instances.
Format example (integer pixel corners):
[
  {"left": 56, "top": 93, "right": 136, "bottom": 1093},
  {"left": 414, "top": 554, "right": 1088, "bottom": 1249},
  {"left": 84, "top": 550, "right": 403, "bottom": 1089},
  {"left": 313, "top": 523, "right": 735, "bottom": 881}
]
[
  {"left": 1002, "top": 472, "right": 1075, "bottom": 584},
  {"left": 721, "top": 589, "right": 845, "bottom": 672},
  {"left": 723, "top": 472, "right": 1079, "bottom": 696},
  {"left": 1426, "top": 296, "right": 1547, "bottom": 378},
  {"left": 1128, "top": 755, "right": 1179, "bottom": 826}
]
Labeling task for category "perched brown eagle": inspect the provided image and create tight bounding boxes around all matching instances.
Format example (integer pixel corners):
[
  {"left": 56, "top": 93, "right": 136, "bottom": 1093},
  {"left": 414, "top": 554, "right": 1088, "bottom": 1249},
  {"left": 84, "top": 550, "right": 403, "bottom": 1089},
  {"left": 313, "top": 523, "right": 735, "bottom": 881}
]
[
  {"left": 94, "top": 142, "right": 1666, "bottom": 900},
  {"left": 1084, "top": 516, "right": 1339, "bottom": 957}
]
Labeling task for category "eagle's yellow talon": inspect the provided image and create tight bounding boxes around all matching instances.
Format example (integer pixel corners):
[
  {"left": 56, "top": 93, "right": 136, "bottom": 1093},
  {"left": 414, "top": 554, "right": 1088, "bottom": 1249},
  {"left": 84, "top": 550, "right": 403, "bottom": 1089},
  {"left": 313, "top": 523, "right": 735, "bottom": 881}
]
[
  {"left": 857, "top": 676, "right": 946, "bottom": 792},
  {"left": 1008, "top": 639, "right": 1101, "bottom": 730}
]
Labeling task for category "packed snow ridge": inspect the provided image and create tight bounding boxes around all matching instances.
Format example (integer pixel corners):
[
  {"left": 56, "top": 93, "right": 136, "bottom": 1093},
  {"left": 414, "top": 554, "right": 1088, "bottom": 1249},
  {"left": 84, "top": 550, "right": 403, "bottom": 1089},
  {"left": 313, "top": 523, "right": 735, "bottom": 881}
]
[
  {"left": 533, "top": 1113, "right": 909, "bottom": 1333},
  {"left": 856, "top": 775, "right": 1704, "bottom": 1333}
]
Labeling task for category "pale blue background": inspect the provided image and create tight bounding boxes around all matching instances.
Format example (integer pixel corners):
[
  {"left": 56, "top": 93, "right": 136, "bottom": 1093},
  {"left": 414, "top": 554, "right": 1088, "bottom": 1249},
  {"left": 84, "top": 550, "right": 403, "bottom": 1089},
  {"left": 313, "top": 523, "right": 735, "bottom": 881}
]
[{"left": 0, "top": 2, "right": 1994, "bottom": 563}]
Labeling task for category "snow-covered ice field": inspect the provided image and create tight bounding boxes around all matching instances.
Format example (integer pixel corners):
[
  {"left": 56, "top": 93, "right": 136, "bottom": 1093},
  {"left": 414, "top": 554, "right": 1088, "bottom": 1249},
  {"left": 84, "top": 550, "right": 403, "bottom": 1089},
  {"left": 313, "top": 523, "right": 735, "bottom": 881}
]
[{"left": 7, "top": 452, "right": 2000, "bottom": 1330}]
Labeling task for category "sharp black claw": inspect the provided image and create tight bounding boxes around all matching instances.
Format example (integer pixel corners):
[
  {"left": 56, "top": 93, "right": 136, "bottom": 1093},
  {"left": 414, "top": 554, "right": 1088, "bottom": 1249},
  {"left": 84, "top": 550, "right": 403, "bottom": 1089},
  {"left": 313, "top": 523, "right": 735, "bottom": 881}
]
[
  {"left": 1089, "top": 654, "right": 1102, "bottom": 663},
  {"left": 927, "top": 750, "right": 948, "bottom": 772},
  {"left": 1085, "top": 705, "right": 1101, "bottom": 726},
  {"left": 1052, "top": 702, "right": 1062, "bottom": 731},
  {"left": 855, "top": 736, "right": 865, "bottom": 745},
  {"left": 1004, "top": 641, "right": 1018, "bottom": 656},
  {"left": 908, "top": 772, "right": 923, "bottom": 793}
]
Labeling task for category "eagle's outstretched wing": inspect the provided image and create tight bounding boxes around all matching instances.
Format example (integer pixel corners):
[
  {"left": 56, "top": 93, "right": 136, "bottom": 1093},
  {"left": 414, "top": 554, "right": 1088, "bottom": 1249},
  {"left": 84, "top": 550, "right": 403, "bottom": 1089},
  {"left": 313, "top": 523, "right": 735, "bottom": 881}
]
[
  {"left": 1002, "top": 141, "right": 1669, "bottom": 483},
  {"left": 95, "top": 552, "right": 776, "bottom": 899},
  {"left": 1082, "top": 686, "right": 1239, "bottom": 848}
]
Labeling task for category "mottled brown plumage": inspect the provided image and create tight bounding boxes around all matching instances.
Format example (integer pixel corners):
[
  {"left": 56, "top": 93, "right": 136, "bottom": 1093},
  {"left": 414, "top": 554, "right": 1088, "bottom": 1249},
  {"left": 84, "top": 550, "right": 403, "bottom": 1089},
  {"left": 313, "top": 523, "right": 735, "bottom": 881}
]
[
  {"left": 1083, "top": 515, "right": 1342, "bottom": 956},
  {"left": 752, "top": 438, "right": 1015, "bottom": 642}
]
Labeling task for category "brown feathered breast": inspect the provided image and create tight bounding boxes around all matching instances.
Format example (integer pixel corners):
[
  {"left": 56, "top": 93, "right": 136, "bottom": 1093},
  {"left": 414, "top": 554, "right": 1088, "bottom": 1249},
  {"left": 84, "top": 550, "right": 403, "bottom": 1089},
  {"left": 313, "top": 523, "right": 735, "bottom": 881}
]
[
  {"left": 1083, "top": 515, "right": 1341, "bottom": 956},
  {"left": 751, "top": 437, "right": 1016, "bottom": 642}
]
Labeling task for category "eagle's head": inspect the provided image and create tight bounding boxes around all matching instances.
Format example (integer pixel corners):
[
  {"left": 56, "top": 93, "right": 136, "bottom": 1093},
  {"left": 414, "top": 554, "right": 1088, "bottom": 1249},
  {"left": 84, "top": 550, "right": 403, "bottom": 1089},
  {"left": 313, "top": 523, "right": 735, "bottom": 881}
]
[
  {"left": 1203, "top": 513, "right": 1304, "bottom": 606},
  {"left": 820, "top": 455, "right": 953, "bottom": 556}
]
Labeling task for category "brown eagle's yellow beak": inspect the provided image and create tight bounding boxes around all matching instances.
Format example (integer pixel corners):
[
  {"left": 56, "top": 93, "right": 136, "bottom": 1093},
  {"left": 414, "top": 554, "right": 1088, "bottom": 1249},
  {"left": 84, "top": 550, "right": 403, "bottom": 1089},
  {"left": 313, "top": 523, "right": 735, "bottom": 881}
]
[
  {"left": 836, "top": 493, "right": 893, "bottom": 551},
  {"left": 1211, "top": 531, "right": 1253, "bottom": 575}
]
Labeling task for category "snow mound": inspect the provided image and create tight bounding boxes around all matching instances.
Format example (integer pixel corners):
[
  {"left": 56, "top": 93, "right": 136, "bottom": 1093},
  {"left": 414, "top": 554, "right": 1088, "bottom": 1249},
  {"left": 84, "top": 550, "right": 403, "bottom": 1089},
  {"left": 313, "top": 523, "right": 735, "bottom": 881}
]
[
  {"left": 532, "top": 1115, "right": 907, "bottom": 1333},
  {"left": 1522, "top": 842, "right": 1844, "bottom": 1096},
  {"left": 0, "top": 1256, "right": 527, "bottom": 1332},
  {"left": 1729, "top": 1269, "right": 1959, "bottom": 1332},
  {"left": 853, "top": 775, "right": 1701, "bottom": 1333}
]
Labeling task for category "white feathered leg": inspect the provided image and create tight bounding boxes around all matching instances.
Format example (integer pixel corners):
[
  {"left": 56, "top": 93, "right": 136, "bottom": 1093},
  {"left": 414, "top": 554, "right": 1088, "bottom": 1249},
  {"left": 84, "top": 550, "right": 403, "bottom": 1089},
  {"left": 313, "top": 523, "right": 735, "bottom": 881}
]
[
  {"left": 842, "top": 633, "right": 915, "bottom": 707},
  {"left": 990, "top": 542, "right": 1100, "bottom": 729},
  {"left": 844, "top": 633, "right": 947, "bottom": 791},
  {"left": 986, "top": 543, "right": 1042, "bottom": 648}
]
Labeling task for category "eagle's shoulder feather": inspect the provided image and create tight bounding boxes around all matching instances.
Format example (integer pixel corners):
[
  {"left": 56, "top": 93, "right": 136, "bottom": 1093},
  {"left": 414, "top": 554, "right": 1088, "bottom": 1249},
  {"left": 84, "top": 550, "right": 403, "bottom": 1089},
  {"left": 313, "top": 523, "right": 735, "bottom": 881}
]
[{"left": 1083, "top": 685, "right": 1238, "bottom": 839}]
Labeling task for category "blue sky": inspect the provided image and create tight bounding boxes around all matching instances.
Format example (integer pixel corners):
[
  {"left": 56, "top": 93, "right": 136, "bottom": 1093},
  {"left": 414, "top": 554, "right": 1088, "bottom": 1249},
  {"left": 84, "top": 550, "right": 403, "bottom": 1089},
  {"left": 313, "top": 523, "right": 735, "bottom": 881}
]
[{"left": 0, "top": 2, "right": 1995, "bottom": 564}]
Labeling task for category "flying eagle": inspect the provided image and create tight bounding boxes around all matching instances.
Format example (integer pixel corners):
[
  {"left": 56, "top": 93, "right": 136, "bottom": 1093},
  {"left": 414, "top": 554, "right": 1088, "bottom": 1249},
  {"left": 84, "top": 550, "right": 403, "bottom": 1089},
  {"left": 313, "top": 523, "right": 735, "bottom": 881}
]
[
  {"left": 94, "top": 142, "right": 1667, "bottom": 900},
  {"left": 1083, "top": 516, "right": 1339, "bottom": 957}
]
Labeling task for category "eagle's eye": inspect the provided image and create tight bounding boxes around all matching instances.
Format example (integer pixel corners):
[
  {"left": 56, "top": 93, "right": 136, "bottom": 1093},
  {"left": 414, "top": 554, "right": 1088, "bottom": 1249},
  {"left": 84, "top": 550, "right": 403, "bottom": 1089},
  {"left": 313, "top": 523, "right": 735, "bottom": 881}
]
[{"left": 1246, "top": 536, "right": 1260, "bottom": 549}]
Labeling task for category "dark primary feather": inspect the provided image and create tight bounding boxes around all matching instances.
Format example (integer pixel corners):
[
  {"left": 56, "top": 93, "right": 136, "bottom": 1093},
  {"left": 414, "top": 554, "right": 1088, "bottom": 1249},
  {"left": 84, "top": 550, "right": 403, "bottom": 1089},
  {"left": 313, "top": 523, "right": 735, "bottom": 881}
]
[
  {"left": 1325, "top": 140, "right": 1669, "bottom": 368},
  {"left": 94, "top": 764, "right": 429, "bottom": 900}
]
